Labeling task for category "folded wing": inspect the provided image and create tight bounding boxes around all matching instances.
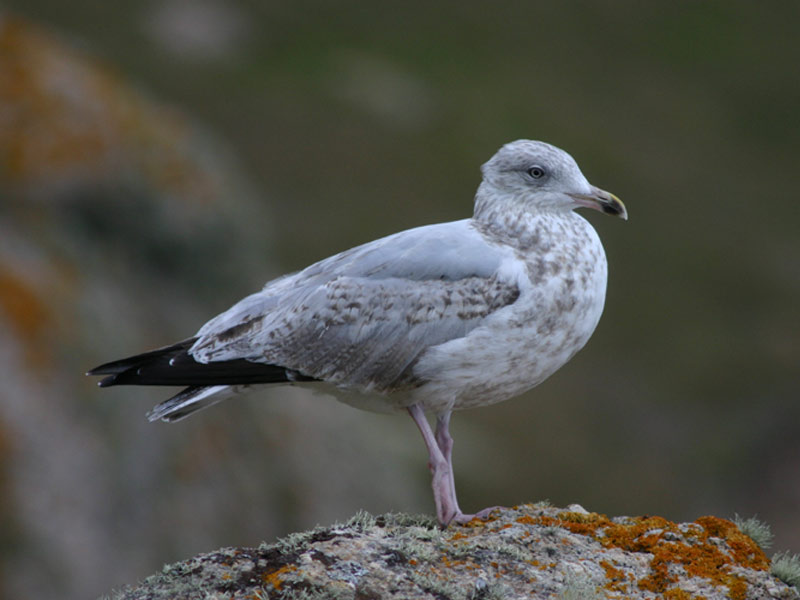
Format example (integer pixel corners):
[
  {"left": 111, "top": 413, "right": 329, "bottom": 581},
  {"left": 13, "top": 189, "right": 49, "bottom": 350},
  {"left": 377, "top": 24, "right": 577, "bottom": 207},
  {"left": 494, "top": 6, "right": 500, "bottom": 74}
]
[
  {"left": 190, "top": 220, "right": 520, "bottom": 392},
  {"left": 89, "top": 219, "right": 521, "bottom": 419}
]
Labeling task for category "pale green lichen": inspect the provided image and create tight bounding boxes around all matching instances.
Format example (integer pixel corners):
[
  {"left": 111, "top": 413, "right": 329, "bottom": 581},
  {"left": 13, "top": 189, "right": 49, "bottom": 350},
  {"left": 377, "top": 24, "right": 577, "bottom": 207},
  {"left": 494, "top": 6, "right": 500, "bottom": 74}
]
[
  {"left": 381, "top": 511, "right": 438, "bottom": 528},
  {"left": 771, "top": 552, "right": 800, "bottom": 588},
  {"left": 408, "top": 570, "right": 465, "bottom": 598},
  {"left": 448, "top": 539, "right": 487, "bottom": 560},
  {"left": 114, "top": 563, "right": 217, "bottom": 600},
  {"left": 265, "top": 524, "right": 332, "bottom": 553},
  {"left": 344, "top": 509, "right": 376, "bottom": 530},
  {"left": 733, "top": 514, "right": 774, "bottom": 550},
  {"left": 471, "top": 578, "right": 511, "bottom": 600},
  {"left": 395, "top": 534, "right": 442, "bottom": 563},
  {"left": 408, "top": 523, "right": 445, "bottom": 543},
  {"left": 493, "top": 540, "right": 534, "bottom": 562},
  {"left": 287, "top": 587, "right": 345, "bottom": 600},
  {"left": 558, "top": 570, "right": 605, "bottom": 600},
  {"left": 542, "top": 525, "right": 562, "bottom": 538}
]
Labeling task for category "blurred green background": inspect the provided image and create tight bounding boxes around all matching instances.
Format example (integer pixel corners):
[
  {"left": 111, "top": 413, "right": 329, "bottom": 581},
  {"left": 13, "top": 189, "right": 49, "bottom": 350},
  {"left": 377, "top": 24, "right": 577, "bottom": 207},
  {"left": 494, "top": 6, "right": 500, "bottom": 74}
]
[{"left": 1, "top": 1, "right": 798, "bottom": 598}]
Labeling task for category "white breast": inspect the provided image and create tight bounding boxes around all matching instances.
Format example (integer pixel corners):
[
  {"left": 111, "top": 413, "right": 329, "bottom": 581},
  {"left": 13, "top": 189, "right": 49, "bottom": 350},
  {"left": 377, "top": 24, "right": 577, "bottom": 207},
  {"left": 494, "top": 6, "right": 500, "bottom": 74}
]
[{"left": 411, "top": 212, "right": 608, "bottom": 413}]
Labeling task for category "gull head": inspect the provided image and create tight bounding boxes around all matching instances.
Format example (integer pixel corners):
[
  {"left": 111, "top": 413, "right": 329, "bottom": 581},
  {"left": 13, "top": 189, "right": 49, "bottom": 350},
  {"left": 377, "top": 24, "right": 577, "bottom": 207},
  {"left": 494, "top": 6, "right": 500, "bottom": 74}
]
[{"left": 476, "top": 140, "right": 627, "bottom": 220}]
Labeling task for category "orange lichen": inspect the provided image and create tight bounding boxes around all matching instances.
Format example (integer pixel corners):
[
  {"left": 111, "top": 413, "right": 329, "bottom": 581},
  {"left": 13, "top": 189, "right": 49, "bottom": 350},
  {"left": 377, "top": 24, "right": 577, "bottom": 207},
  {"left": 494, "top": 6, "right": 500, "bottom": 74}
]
[
  {"left": 0, "top": 15, "right": 224, "bottom": 205},
  {"left": 0, "top": 264, "right": 51, "bottom": 366},
  {"left": 695, "top": 516, "right": 767, "bottom": 569},
  {"left": 600, "top": 559, "right": 628, "bottom": 593},
  {"left": 662, "top": 589, "right": 700, "bottom": 600},
  {"left": 463, "top": 514, "right": 497, "bottom": 527},
  {"left": 512, "top": 509, "right": 767, "bottom": 597},
  {"left": 625, "top": 517, "right": 766, "bottom": 596},
  {"left": 439, "top": 554, "right": 472, "bottom": 571},
  {"left": 261, "top": 564, "right": 296, "bottom": 591},
  {"left": 515, "top": 514, "right": 538, "bottom": 526}
]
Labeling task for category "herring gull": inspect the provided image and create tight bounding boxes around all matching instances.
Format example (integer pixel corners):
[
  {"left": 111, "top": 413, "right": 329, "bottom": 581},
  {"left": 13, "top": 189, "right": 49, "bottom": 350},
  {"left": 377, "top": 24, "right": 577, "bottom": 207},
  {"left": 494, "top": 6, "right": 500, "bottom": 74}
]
[{"left": 88, "top": 140, "right": 627, "bottom": 526}]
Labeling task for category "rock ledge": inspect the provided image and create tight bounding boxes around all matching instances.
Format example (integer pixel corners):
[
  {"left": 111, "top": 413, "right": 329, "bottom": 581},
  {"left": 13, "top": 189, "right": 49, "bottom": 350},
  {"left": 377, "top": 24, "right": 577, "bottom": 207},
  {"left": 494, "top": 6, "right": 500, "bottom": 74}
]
[{"left": 110, "top": 504, "right": 799, "bottom": 599}]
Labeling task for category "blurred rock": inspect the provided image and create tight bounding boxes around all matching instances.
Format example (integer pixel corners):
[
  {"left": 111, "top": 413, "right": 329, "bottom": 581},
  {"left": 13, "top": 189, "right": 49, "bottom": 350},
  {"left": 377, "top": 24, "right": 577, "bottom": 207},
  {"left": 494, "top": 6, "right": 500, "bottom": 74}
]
[
  {"left": 0, "top": 14, "right": 424, "bottom": 600},
  {"left": 144, "top": 0, "right": 249, "bottom": 62}
]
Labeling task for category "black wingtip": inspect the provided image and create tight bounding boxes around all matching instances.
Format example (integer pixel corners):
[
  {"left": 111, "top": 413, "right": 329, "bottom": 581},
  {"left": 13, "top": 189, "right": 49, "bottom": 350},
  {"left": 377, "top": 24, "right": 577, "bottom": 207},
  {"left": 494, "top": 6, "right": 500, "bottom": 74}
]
[
  {"left": 87, "top": 339, "right": 199, "bottom": 378},
  {"left": 97, "top": 374, "right": 119, "bottom": 387},
  {"left": 87, "top": 362, "right": 122, "bottom": 376}
]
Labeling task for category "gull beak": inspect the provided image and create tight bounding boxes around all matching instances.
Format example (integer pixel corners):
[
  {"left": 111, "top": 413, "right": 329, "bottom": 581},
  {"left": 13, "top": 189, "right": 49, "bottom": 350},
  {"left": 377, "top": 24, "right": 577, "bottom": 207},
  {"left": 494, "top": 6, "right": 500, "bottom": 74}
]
[{"left": 569, "top": 186, "right": 628, "bottom": 220}]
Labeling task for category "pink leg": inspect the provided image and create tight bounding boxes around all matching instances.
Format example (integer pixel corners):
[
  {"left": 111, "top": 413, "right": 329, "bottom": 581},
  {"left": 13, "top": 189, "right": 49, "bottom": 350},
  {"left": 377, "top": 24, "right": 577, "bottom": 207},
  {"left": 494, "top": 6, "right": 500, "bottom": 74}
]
[
  {"left": 434, "top": 412, "right": 461, "bottom": 516},
  {"left": 408, "top": 405, "right": 501, "bottom": 526},
  {"left": 408, "top": 404, "right": 460, "bottom": 525}
]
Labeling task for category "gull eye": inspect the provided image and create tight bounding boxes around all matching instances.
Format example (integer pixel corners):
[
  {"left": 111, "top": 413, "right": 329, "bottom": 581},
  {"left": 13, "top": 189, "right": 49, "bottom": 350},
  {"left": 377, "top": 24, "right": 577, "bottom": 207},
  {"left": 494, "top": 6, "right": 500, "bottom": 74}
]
[{"left": 527, "top": 165, "right": 546, "bottom": 179}]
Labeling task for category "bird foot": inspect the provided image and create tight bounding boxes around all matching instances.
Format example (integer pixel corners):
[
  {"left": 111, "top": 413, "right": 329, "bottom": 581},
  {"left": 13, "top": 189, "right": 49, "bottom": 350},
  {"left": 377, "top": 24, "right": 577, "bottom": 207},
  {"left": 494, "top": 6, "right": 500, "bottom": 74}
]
[{"left": 447, "top": 505, "right": 505, "bottom": 526}]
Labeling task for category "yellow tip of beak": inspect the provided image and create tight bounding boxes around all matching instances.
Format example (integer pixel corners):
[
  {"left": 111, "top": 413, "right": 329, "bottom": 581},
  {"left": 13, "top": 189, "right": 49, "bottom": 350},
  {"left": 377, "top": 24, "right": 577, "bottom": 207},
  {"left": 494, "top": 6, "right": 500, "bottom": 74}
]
[{"left": 570, "top": 187, "right": 627, "bottom": 220}]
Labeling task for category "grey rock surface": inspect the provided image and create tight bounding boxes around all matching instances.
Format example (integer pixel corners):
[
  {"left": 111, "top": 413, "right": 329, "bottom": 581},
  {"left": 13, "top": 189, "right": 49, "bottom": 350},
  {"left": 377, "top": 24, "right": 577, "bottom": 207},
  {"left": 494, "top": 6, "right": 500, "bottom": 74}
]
[{"left": 109, "top": 504, "right": 799, "bottom": 600}]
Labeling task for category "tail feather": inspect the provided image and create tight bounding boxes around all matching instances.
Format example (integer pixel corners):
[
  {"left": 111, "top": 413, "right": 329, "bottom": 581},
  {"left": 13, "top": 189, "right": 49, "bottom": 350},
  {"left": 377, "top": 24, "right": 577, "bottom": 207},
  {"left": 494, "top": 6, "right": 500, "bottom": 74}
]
[
  {"left": 147, "top": 385, "right": 232, "bottom": 422},
  {"left": 88, "top": 340, "right": 319, "bottom": 422},
  {"left": 88, "top": 342, "right": 316, "bottom": 388}
]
